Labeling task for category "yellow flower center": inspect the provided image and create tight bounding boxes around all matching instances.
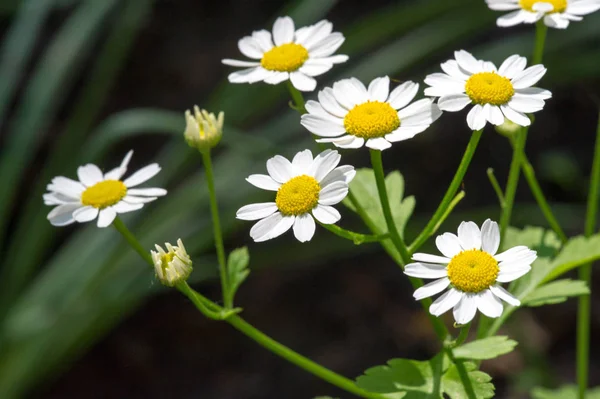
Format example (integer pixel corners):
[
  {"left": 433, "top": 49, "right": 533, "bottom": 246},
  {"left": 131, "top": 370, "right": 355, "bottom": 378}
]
[
  {"left": 260, "top": 43, "right": 309, "bottom": 72},
  {"left": 81, "top": 180, "right": 127, "bottom": 209},
  {"left": 161, "top": 252, "right": 176, "bottom": 273},
  {"left": 343, "top": 101, "right": 400, "bottom": 139},
  {"left": 446, "top": 249, "right": 499, "bottom": 293},
  {"left": 519, "top": 0, "right": 567, "bottom": 13},
  {"left": 465, "top": 72, "right": 515, "bottom": 106},
  {"left": 275, "top": 175, "right": 320, "bottom": 216}
]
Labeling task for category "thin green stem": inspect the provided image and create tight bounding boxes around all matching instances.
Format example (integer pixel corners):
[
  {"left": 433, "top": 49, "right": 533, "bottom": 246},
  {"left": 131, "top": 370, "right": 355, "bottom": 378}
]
[
  {"left": 532, "top": 20, "right": 548, "bottom": 65},
  {"left": 112, "top": 216, "right": 153, "bottom": 266},
  {"left": 445, "top": 323, "right": 476, "bottom": 399},
  {"left": 486, "top": 168, "right": 505, "bottom": 208},
  {"left": 201, "top": 150, "right": 231, "bottom": 309},
  {"left": 577, "top": 111, "right": 600, "bottom": 399},
  {"left": 286, "top": 80, "right": 306, "bottom": 114},
  {"left": 410, "top": 130, "right": 482, "bottom": 252},
  {"left": 455, "top": 323, "right": 471, "bottom": 346},
  {"left": 320, "top": 222, "right": 389, "bottom": 244},
  {"left": 499, "top": 127, "right": 527, "bottom": 242},
  {"left": 430, "top": 191, "right": 466, "bottom": 244},
  {"left": 369, "top": 149, "right": 411, "bottom": 264}
]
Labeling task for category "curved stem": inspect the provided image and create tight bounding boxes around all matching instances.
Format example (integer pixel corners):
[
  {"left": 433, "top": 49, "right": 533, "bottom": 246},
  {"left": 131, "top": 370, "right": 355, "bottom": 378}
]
[
  {"left": 577, "top": 111, "right": 600, "bottom": 399},
  {"left": 201, "top": 149, "right": 231, "bottom": 309},
  {"left": 486, "top": 168, "right": 505, "bottom": 208},
  {"left": 410, "top": 129, "right": 482, "bottom": 252},
  {"left": 112, "top": 216, "right": 153, "bottom": 266},
  {"left": 286, "top": 81, "right": 306, "bottom": 114},
  {"left": 320, "top": 222, "right": 389, "bottom": 244},
  {"left": 532, "top": 20, "right": 548, "bottom": 65},
  {"left": 499, "top": 127, "right": 527, "bottom": 242}
]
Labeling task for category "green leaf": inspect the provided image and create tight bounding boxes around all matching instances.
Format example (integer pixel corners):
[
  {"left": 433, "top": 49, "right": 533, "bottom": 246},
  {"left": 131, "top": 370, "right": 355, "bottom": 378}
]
[
  {"left": 442, "top": 362, "right": 494, "bottom": 399},
  {"left": 532, "top": 385, "right": 600, "bottom": 399},
  {"left": 453, "top": 336, "right": 517, "bottom": 360},
  {"left": 500, "top": 226, "right": 562, "bottom": 255},
  {"left": 522, "top": 279, "right": 589, "bottom": 307},
  {"left": 227, "top": 247, "right": 250, "bottom": 303},
  {"left": 543, "top": 234, "right": 600, "bottom": 283}
]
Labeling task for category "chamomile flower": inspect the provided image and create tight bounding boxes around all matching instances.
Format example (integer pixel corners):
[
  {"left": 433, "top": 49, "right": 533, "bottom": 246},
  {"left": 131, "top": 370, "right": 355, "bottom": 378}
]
[
  {"left": 425, "top": 50, "right": 551, "bottom": 131},
  {"left": 237, "top": 149, "right": 355, "bottom": 243},
  {"left": 44, "top": 150, "right": 167, "bottom": 228},
  {"left": 405, "top": 220, "right": 536, "bottom": 325},
  {"left": 486, "top": 0, "right": 600, "bottom": 29},
  {"left": 222, "top": 16, "right": 348, "bottom": 92},
  {"left": 300, "top": 76, "right": 442, "bottom": 151},
  {"left": 152, "top": 239, "right": 193, "bottom": 287}
]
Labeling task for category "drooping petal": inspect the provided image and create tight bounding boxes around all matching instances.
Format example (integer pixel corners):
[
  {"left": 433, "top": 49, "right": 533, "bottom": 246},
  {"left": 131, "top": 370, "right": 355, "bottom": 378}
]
[
  {"left": 466, "top": 104, "right": 487, "bottom": 131},
  {"left": 290, "top": 72, "right": 317, "bottom": 92},
  {"left": 112, "top": 201, "right": 144, "bottom": 213},
  {"left": 73, "top": 206, "right": 99, "bottom": 223},
  {"left": 97, "top": 207, "right": 117, "bottom": 228},
  {"left": 501, "top": 104, "right": 531, "bottom": 126},
  {"left": 489, "top": 285, "right": 521, "bottom": 306},
  {"left": 47, "top": 203, "right": 81, "bottom": 226},
  {"left": 365, "top": 137, "right": 392, "bottom": 151},
  {"left": 311, "top": 204, "right": 341, "bottom": 224},
  {"left": 251, "top": 212, "right": 295, "bottom": 242},
  {"left": 475, "top": 289, "right": 503, "bottom": 318},
  {"left": 429, "top": 288, "right": 463, "bottom": 316},
  {"left": 293, "top": 213, "right": 316, "bottom": 242},
  {"left": 453, "top": 294, "right": 478, "bottom": 324}
]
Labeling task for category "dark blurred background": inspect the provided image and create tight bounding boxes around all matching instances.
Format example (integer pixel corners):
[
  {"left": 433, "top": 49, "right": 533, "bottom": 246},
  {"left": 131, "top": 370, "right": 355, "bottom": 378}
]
[{"left": 0, "top": 0, "right": 599, "bottom": 398}]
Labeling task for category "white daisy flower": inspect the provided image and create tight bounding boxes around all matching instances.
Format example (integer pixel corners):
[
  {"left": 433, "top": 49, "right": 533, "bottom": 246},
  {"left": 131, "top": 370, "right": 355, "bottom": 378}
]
[
  {"left": 486, "top": 0, "right": 600, "bottom": 29},
  {"left": 44, "top": 150, "right": 167, "bottom": 228},
  {"left": 425, "top": 50, "right": 552, "bottom": 131},
  {"left": 236, "top": 149, "right": 355, "bottom": 243},
  {"left": 404, "top": 219, "right": 536, "bottom": 325},
  {"left": 300, "top": 76, "right": 442, "bottom": 151},
  {"left": 222, "top": 16, "right": 348, "bottom": 92}
]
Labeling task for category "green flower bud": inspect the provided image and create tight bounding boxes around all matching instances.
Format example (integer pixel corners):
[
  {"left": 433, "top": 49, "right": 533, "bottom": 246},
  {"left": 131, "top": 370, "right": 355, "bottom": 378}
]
[
  {"left": 184, "top": 106, "right": 224, "bottom": 152},
  {"left": 151, "top": 239, "right": 192, "bottom": 287}
]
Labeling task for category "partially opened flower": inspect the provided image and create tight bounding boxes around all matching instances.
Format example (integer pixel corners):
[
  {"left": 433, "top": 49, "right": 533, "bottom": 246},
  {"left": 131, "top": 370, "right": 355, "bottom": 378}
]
[
  {"left": 301, "top": 76, "right": 442, "bottom": 150},
  {"left": 425, "top": 50, "right": 551, "bottom": 131},
  {"left": 152, "top": 239, "right": 193, "bottom": 287},
  {"left": 237, "top": 149, "right": 355, "bottom": 243},
  {"left": 222, "top": 16, "right": 348, "bottom": 92},
  {"left": 404, "top": 219, "right": 536, "bottom": 325},
  {"left": 486, "top": 0, "right": 600, "bottom": 29},
  {"left": 44, "top": 151, "right": 167, "bottom": 228}
]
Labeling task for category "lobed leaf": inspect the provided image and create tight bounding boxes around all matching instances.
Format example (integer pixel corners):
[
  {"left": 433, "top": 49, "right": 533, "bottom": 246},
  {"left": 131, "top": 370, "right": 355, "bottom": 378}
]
[
  {"left": 522, "top": 279, "right": 589, "bottom": 307},
  {"left": 442, "top": 362, "right": 494, "bottom": 399},
  {"left": 227, "top": 247, "right": 251, "bottom": 303},
  {"left": 453, "top": 336, "right": 517, "bottom": 361}
]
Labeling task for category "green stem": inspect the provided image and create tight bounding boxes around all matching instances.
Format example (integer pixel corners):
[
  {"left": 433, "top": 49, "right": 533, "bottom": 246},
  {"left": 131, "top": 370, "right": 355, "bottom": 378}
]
[
  {"left": 499, "top": 127, "right": 527, "bottom": 242},
  {"left": 320, "top": 222, "right": 389, "bottom": 244},
  {"left": 430, "top": 191, "right": 466, "bottom": 244},
  {"left": 286, "top": 80, "right": 306, "bottom": 114},
  {"left": 455, "top": 323, "right": 471, "bottom": 346},
  {"left": 532, "top": 20, "right": 548, "bottom": 65},
  {"left": 445, "top": 323, "right": 476, "bottom": 399},
  {"left": 201, "top": 149, "right": 231, "bottom": 309},
  {"left": 112, "top": 216, "right": 153, "bottom": 266},
  {"left": 369, "top": 149, "right": 411, "bottom": 264},
  {"left": 577, "top": 111, "right": 600, "bottom": 399},
  {"left": 410, "top": 129, "right": 482, "bottom": 252},
  {"left": 486, "top": 168, "right": 505, "bottom": 207}
]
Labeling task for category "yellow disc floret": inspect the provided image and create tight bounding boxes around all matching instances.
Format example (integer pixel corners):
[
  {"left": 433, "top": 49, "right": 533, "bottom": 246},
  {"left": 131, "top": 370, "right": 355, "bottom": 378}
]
[
  {"left": 465, "top": 72, "right": 515, "bottom": 106},
  {"left": 275, "top": 175, "right": 320, "bottom": 215},
  {"left": 519, "top": 0, "right": 567, "bottom": 13},
  {"left": 81, "top": 180, "right": 127, "bottom": 209},
  {"left": 261, "top": 43, "right": 309, "bottom": 72},
  {"left": 447, "top": 249, "right": 499, "bottom": 293},
  {"left": 343, "top": 101, "right": 400, "bottom": 139}
]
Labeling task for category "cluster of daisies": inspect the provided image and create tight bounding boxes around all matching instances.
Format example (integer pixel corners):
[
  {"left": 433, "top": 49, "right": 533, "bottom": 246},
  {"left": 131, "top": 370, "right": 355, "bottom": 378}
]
[{"left": 45, "top": 3, "right": 599, "bottom": 323}]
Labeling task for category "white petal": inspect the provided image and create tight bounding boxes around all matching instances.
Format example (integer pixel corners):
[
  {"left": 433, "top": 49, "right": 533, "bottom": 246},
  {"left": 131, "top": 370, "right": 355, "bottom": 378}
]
[
  {"left": 385, "top": 125, "right": 428, "bottom": 143},
  {"left": 501, "top": 104, "right": 531, "bottom": 126},
  {"left": 515, "top": 87, "right": 552, "bottom": 100},
  {"left": 454, "top": 50, "right": 482, "bottom": 74},
  {"left": 310, "top": 149, "right": 341, "bottom": 182},
  {"left": 123, "top": 164, "right": 161, "bottom": 187},
  {"left": 317, "top": 135, "right": 365, "bottom": 149},
  {"left": 489, "top": 285, "right": 521, "bottom": 306},
  {"left": 398, "top": 99, "right": 442, "bottom": 127},
  {"left": 266, "top": 155, "right": 294, "bottom": 183},
  {"left": 311, "top": 204, "right": 341, "bottom": 224},
  {"left": 486, "top": 0, "right": 521, "bottom": 11},
  {"left": 292, "top": 149, "right": 313, "bottom": 172},
  {"left": 497, "top": 10, "right": 531, "bottom": 27},
  {"left": 127, "top": 188, "right": 167, "bottom": 196},
  {"left": 453, "top": 294, "right": 478, "bottom": 324},
  {"left": 440, "top": 60, "right": 470, "bottom": 80},
  {"left": 308, "top": 32, "right": 345, "bottom": 57},
  {"left": 293, "top": 213, "right": 316, "bottom": 242},
  {"left": 413, "top": 278, "right": 451, "bottom": 300},
  {"left": 567, "top": 1, "right": 600, "bottom": 15},
  {"left": 532, "top": 2, "right": 554, "bottom": 12},
  {"left": 494, "top": 246, "right": 534, "bottom": 262},
  {"left": 297, "top": 20, "right": 332, "bottom": 48},
  {"left": 367, "top": 76, "right": 390, "bottom": 102},
  {"left": 47, "top": 203, "right": 81, "bottom": 226},
  {"left": 73, "top": 206, "right": 99, "bottom": 223},
  {"left": 496, "top": 264, "right": 531, "bottom": 282},
  {"left": 318, "top": 181, "right": 348, "bottom": 205},
  {"left": 300, "top": 114, "right": 345, "bottom": 137},
  {"left": 122, "top": 195, "right": 156, "bottom": 204},
  {"left": 498, "top": 54, "right": 527, "bottom": 79},
  {"left": 435, "top": 233, "right": 463, "bottom": 258},
  {"left": 511, "top": 65, "right": 547, "bottom": 89},
  {"left": 429, "top": 288, "right": 463, "bottom": 316},
  {"left": 47, "top": 176, "right": 86, "bottom": 199},
  {"left": 252, "top": 29, "right": 274, "bottom": 51},
  {"left": 476, "top": 289, "right": 503, "bottom": 318},
  {"left": 290, "top": 72, "right": 316, "bottom": 92},
  {"left": 236, "top": 202, "right": 278, "bottom": 221},
  {"left": 305, "top": 100, "right": 340, "bottom": 121},
  {"left": 251, "top": 212, "right": 295, "bottom": 242},
  {"left": 365, "top": 137, "right": 392, "bottom": 151},
  {"left": 412, "top": 253, "right": 452, "bottom": 264},
  {"left": 298, "top": 62, "right": 332, "bottom": 77},
  {"left": 457, "top": 221, "right": 482, "bottom": 250},
  {"left": 97, "top": 207, "right": 117, "bottom": 228},
  {"left": 313, "top": 54, "right": 348, "bottom": 64},
  {"left": 264, "top": 71, "right": 290, "bottom": 85},
  {"left": 272, "top": 16, "right": 294, "bottom": 46},
  {"left": 112, "top": 201, "right": 144, "bottom": 213},
  {"left": 466, "top": 104, "right": 487, "bottom": 131},
  {"left": 333, "top": 79, "right": 368, "bottom": 109},
  {"left": 485, "top": 104, "right": 505, "bottom": 126},
  {"left": 104, "top": 150, "right": 133, "bottom": 180},
  {"left": 480, "top": 219, "right": 500, "bottom": 255},
  {"left": 43, "top": 192, "right": 75, "bottom": 205},
  {"left": 238, "top": 37, "right": 264, "bottom": 59},
  {"left": 544, "top": 13, "right": 570, "bottom": 28},
  {"left": 222, "top": 59, "right": 261, "bottom": 67},
  {"left": 405, "top": 262, "right": 449, "bottom": 279},
  {"left": 507, "top": 94, "right": 545, "bottom": 113},
  {"left": 319, "top": 165, "right": 355, "bottom": 187},
  {"left": 228, "top": 67, "right": 271, "bottom": 84},
  {"left": 318, "top": 87, "right": 348, "bottom": 116},
  {"left": 424, "top": 73, "right": 465, "bottom": 97},
  {"left": 387, "top": 81, "right": 419, "bottom": 109},
  {"left": 438, "top": 94, "right": 471, "bottom": 112},
  {"left": 77, "top": 164, "right": 104, "bottom": 187}
]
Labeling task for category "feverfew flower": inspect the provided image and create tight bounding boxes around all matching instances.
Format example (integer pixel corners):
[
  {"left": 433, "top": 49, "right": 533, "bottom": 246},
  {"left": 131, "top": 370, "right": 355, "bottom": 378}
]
[
  {"left": 236, "top": 149, "right": 355, "bottom": 243},
  {"left": 222, "top": 16, "right": 348, "bottom": 92},
  {"left": 184, "top": 106, "right": 224, "bottom": 152},
  {"left": 44, "top": 151, "right": 167, "bottom": 228},
  {"left": 301, "top": 76, "right": 442, "bottom": 151},
  {"left": 404, "top": 220, "right": 536, "bottom": 325},
  {"left": 486, "top": 0, "right": 600, "bottom": 29},
  {"left": 152, "top": 239, "right": 193, "bottom": 287},
  {"left": 425, "top": 50, "right": 551, "bottom": 131}
]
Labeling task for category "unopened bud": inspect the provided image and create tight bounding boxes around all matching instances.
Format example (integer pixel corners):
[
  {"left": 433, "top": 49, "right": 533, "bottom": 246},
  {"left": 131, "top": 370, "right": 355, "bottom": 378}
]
[
  {"left": 151, "top": 239, "right": 192, "bottom": 287},
  {"left": 495, "top": 118, "right": 522, "bottom": 138},
  {"left": 183, "top": 106, "right": 224, "bottom": 152}
]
